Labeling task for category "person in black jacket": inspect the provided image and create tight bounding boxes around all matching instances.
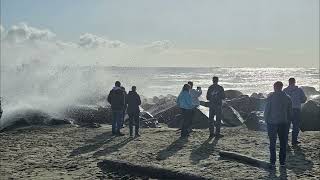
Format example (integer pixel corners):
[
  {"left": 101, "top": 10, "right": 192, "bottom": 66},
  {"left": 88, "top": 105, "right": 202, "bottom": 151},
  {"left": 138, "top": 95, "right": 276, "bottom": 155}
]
[
  {"left": 126, "top": 86, "right": 142, "bottom": 137},
  {"left": 206, "top": 76, "right": 226, "bottom": 138},
  {"left": 107, "top": 81, "right": 126, "bottom": 136}
]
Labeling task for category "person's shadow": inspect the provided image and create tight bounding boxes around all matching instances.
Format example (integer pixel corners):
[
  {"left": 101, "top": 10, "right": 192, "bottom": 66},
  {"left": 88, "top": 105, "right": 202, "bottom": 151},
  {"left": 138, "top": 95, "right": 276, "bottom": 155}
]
[
  {"left": 93, "top": 137, "right": 133, "bottom": 157},
  {"left": 286, "top": 146, "right": 314, "bottom": 175},
  {"left": 69, "top": 131, "right": 115, "bottom": 157},
  {"left": 190, "top": 137, "right": 220, "bottom": 164},
  {"left": 156, "top": 137, "right": 188, "bottom": 161}
]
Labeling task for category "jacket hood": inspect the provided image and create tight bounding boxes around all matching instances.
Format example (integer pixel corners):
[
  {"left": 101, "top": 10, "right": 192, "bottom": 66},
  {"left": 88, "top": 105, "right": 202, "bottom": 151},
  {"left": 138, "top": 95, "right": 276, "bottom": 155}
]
[
  {"left": 286, "top": 85, "right": 299, "bottom": 91},
  {"left": 113, "top": 86, "right": 122, "bottom": 90},
  {"left": 128, "top": 91, "right": 137, "bottom": 95}
]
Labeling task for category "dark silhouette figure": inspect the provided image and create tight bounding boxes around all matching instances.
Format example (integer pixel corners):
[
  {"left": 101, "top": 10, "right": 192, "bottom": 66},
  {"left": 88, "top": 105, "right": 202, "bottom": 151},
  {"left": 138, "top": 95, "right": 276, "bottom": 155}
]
[
  {"left": 177, "top": 84, "right": 194, "bottom": 138},
  {"left": 283, "top": 78, "right": 307, "bottom": 146},
  {"left": 108, "top": 81, "right": 126, "bottom": 136},
  {"left": 126, "top": 86, "right": 142, "bottom": 137},
  {"left": 206, "top": 76, "right": 225, "bottom": 138},
  {"left": 264, "top": 81, "right": 292, "bottom": 167}
]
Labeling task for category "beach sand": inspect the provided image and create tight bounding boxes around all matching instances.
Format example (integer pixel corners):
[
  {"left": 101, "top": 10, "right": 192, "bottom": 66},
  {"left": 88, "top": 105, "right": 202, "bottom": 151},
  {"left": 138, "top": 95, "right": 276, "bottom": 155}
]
[{"left": 0, "top": 124, "right": 319, "bottom": 179}]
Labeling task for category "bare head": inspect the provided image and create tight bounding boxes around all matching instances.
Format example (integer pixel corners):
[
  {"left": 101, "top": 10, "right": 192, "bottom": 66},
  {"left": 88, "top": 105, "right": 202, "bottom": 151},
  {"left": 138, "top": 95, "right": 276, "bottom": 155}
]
[
  {"left": 273, "top": 81, "right": 284, "bottom": 92},
  {"left": 187, "top": 81, "right": 193, "bottom": 88},
  {"left": 132, "top": 86, "right": 137, "bottom": 92},
  {"left": 182, "top": 84, "right": 191, "bottom": 92},
  {"left": 212, "top": 76, "right": 219, "bottom": 84},
  {"left": 289, "top": 78, "right": 296, "bottom": 86},
  {"left": 115, "top": 81, "right": 121, "bottom": 87}
]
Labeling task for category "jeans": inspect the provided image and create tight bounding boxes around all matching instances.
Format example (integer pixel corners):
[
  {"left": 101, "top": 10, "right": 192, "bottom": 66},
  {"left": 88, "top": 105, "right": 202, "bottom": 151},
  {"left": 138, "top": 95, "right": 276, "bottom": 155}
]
[
  {"left": 128, "top": 112, "right": 140, "bottom": 136},
  {"left": 112, "top": 111, "right": 123, "bottom": 134},
  {"left": 181, "top": 108, "right": 193, "bottom": 137},
  {"left": 267, "top": 123, "right": 289, "bottom": 165},
  {"left": 209, "top": 105, "right": 222, "bottom": 135},
  {"left": 291, "top": 108, "right": 301, "bottom": 144}
]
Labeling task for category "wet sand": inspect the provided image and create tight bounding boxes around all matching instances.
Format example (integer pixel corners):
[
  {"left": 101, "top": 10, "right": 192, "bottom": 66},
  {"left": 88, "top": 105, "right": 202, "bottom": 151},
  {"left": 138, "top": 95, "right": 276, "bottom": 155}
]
[{"left": 0, "top": 124, "right": 319, "bottom": 179}]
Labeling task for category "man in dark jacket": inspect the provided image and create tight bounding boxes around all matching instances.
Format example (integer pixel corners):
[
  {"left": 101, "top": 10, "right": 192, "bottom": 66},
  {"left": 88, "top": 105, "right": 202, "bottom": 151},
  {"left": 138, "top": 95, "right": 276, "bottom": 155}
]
[
  {"left": 206, "top": 76, "right": 225, "bottom": 138},
  {"left": 283, "top": 78, "right": 307, "bottom": 146},
  {"left": 126, "top": 86, "right": 142, "bottom": 137},
  {"left": 108, "top": 81, "right": 126, "bottom": 136},
  {"left": 264, "top": 81, "right": 292, "bottom": 167}
]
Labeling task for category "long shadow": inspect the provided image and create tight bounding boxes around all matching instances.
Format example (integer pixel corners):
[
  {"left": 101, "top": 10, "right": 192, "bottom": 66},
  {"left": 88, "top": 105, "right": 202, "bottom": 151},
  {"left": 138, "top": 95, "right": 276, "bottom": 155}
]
[
  {"left": 69, "top": 131, "right": 115, "bottom": 157},
  {"left": 190, "top": 137, "right": 219, "bottom": 164},
  {"left": 286, "top": 146, "right": 314, "bottom": 175},
  {"left": 93, "top": 137, "right": 133, "bottom": 157},
  {"left": 156, "top": 137, "right": 188, "bottom": 161}
]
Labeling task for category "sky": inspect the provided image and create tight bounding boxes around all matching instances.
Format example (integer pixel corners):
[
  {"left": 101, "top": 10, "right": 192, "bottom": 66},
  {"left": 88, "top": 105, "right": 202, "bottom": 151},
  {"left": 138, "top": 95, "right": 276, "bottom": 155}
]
[{"left": 0, "top": 0, "right": 319, "bottom": 67}]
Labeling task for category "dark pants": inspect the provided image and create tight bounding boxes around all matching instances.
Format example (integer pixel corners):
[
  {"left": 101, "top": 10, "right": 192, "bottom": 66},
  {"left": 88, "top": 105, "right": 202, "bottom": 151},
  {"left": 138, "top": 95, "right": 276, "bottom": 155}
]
[
  {"left": 128, "top": 112, "right": 140, "bottom": 136},
  {"left": 112, "top": 111, "right": 123, "bottom": 134},
  {"left": 181, "top": 108, "right": 193, "bottom": 137},
  {"left": 291, "top": 108, "right": 301, "bottom": 144},
  {"left": 267, "top": 123, "right": 289, "bottom": 165},
  {"left": 209, "top": 105, "right": 222, "bottom": 135}
]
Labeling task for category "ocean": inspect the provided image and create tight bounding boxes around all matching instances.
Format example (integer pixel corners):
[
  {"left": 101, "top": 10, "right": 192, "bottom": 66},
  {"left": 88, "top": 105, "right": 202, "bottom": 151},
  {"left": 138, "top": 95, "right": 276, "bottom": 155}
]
[{"left": 0, "top": 66, "right": 319, "bottom": 129}]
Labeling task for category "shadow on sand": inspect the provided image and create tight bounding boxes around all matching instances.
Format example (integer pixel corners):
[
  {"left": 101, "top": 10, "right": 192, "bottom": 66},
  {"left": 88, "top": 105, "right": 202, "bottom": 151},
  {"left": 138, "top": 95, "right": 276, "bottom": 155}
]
[
  {"left": 93, "top": 137, "right": 133, "bottom": 157},
  {"left": 286, "top": 145, "right": 314, "bottom": 175},
  {"left": 156, "top": 137, "right": 188, "bottom": 161},
  {"left": 190, "top": 137, "right": 220, "bottom": 164}
]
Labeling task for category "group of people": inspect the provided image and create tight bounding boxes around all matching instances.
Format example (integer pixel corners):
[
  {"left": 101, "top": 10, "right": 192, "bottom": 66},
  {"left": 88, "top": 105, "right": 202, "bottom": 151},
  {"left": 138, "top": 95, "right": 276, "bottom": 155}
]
[
  {"left": 177, "top": 77, "right": 225, "bottom": 138},
  {"left": 108, "top": 76, "right": 307, "bottom": 168},
  {"left": 107, "top": 81, "right": 142, "bottom": 137},
  {"left": 176, "top": 76, "right": 306, "bottom": 168}
]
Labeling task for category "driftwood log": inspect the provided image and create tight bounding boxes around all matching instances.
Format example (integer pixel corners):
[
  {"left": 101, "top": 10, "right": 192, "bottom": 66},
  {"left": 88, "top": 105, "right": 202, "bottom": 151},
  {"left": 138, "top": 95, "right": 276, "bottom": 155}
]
[
  {"left": 219, "top": 150, "right": 270, "bottom": 169},
  {"left": 98, "top": 159, "right": 209, "bottom": 180}
]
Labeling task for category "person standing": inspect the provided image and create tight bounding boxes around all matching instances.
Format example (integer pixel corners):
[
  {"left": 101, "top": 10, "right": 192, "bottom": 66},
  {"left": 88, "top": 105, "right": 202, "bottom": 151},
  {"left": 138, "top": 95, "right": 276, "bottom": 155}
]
[
  {"left": 187, "top": 81, "right": 202, "bottom": 132},
  {"left": 264, "top": 81, "right": 293, "bottom": 167},
  {"left": 107, "top": 81, "right": 126, "bottom": 136},
  {"left": 177, "top": 84, "right": 194, "bottom": 138},
  {"left": 283, "top": 78, "right": 307, "bottom": 146},
  {"left": 126, "top": 86, "right": 142, "bottom": 137},
  {"left": 120, "top": 86, "right": 127, "bottom": 129},
  {"left": 206, "top": 76, "right": 225, "bottom": 138}
]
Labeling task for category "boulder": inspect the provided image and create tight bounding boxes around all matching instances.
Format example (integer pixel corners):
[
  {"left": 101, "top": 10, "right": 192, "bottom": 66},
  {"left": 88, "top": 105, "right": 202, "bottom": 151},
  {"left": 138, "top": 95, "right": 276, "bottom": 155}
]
[
  {"left": 63, "top": 105, "right": 112, "bottom": 125},
  {"left": 300, "top": 100, "right": 320, "bottom": 131},
  {"left": 165, "top": 107, "right": 209, "bottom": 129},
  {"left": 225, "top": 90, "right": 243, "bottom": 99},
  {"left": 244, "top": 111, "right": 267, "bottom": 131},
  {"left": 300, "top": 86, "right": 320, "bottom": 98},
  {"left": 250, "top": 93, "right": 266, "bottom": 99},
  {"left": 226, "top": 95, "right": 266, "bottom": 119},
  {"left": 222, "top": 104, "right": 244, "bottom": 127}
]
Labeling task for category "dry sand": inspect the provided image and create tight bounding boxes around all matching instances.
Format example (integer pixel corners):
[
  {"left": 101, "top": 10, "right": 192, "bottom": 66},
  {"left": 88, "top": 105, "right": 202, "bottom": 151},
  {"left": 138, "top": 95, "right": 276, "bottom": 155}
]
[{"left": 0, "top": 124, "right": 319, "bottom": 179}]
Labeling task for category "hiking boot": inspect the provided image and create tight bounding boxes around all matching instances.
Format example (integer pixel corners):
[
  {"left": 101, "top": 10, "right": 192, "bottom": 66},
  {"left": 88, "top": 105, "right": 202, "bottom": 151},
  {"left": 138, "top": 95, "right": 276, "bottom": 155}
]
[
  {"left": 135, "top": 134, "right": 141, "bottom": 138},
  {"left": 117, "top": 132, "right": 125, "bottom": 136},
  {"left": 215, "top": 134, "right": 224, "bottom": 138},
  {"left": 292, "top": 141, "right": 301, "bottom": 146},
  {"left": 209, "top": 132, "right": 215, "bottom": 138}
]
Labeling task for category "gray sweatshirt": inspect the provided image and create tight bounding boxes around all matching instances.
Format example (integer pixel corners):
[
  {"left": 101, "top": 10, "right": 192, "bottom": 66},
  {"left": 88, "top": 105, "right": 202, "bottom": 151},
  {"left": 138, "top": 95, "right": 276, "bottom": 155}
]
[
  {"left": 264, "top": 91, "right": 293, "bottom": 125},
  {"left": 283, "top": 85, "right": 307, "bottom": 109}
]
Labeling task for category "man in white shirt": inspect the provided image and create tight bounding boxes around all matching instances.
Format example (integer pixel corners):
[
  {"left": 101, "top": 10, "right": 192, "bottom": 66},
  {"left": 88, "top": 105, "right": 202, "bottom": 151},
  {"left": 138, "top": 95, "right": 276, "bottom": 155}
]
[{"left": 187, "top": 81, "right": 202, "bottom": 132}]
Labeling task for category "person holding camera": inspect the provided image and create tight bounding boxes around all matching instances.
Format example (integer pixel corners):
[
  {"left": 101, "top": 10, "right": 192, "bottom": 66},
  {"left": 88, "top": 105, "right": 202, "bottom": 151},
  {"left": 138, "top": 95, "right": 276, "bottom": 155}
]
[{"left": 187, "top": 81, "right": 202, "bottom": 133}]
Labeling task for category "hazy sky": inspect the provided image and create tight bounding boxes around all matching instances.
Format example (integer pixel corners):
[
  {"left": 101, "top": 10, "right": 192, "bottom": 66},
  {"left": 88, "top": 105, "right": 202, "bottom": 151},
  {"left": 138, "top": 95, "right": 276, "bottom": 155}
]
[{"left": 1, "top": 0, "right": 319, "bottom": 67}]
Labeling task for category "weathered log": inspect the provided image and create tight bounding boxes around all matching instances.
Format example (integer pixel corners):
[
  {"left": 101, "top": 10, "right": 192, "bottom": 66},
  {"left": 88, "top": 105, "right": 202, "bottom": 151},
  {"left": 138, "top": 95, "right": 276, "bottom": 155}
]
[
  {"left": 98, "top": 159, "right": 209, "bottom": 180},
  {"left": 219, "top": 150, "right": 270, "bottom": 169}
]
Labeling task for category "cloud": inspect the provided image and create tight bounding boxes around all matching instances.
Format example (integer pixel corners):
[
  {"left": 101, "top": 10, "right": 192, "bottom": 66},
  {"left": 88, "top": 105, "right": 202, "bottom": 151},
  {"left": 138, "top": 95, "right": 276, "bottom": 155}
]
[
  {"left": 144, "top": 40, "right": 173, "bottom": 53},
  {"left": 4, "top": 23, "right": 56, "bottom": 43},
  {"left": 78, "top": 33, "right": 125, "bottom": 49}
]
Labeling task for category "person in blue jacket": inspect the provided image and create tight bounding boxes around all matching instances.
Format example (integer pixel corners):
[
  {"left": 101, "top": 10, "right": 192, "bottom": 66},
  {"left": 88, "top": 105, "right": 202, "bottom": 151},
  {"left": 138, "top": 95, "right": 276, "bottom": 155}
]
[{"left": 177, "top": 84, "right": 194, "bottom": 138}]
